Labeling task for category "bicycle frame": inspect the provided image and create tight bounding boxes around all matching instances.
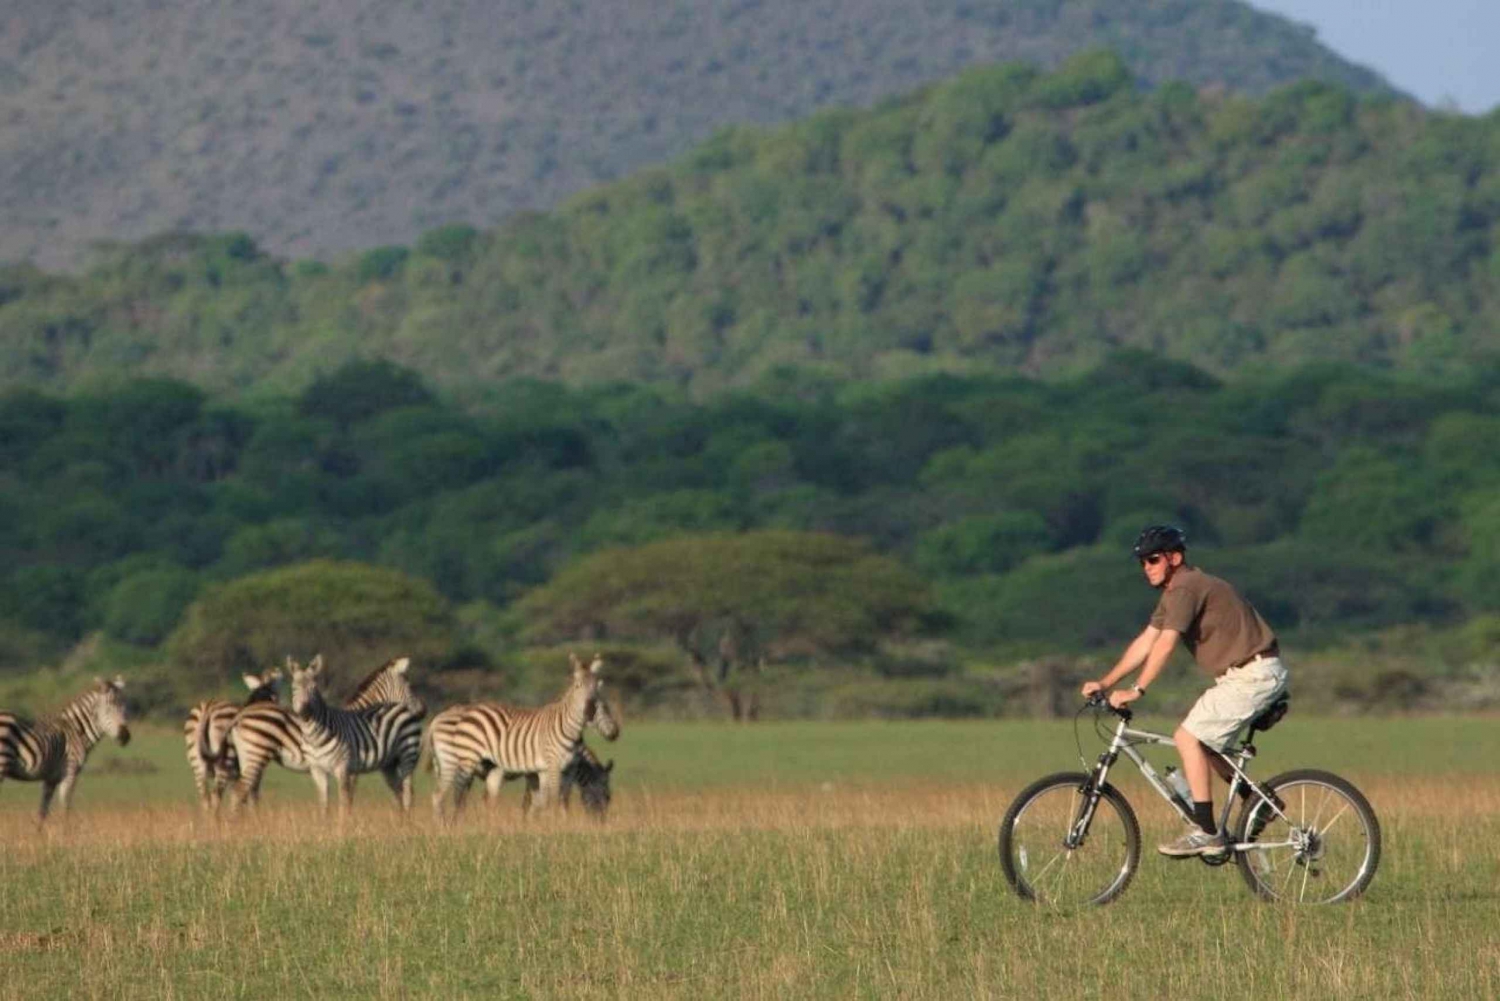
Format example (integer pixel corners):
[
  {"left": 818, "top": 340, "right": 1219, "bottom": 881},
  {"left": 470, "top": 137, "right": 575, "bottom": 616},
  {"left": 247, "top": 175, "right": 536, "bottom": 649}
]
[{"left": 1067, "top": 707, "right": 1295, "bottom": 855}]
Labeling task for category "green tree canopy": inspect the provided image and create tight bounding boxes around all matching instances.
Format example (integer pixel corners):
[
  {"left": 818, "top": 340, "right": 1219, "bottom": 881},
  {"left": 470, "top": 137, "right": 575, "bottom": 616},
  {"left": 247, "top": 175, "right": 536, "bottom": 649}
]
[
  {"left": 516, "top": 531, "right": 933, "bottom": 719},
  {"left": 165, "top": 560, "right": 456, "bottom": 686}
]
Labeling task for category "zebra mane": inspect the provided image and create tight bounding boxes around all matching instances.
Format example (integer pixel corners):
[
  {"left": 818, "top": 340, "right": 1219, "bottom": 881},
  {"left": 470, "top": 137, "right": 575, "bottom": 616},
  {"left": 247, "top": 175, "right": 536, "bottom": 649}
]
[{"left": 348, "top": 658, "right": 398, "bottom": 702}]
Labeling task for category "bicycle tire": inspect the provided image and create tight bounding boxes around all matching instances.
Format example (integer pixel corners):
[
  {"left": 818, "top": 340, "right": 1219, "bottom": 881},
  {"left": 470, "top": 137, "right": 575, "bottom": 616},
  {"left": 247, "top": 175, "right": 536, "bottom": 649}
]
[
  {"left": 1235, "top": 768, "right": 1381, "bottom": 904},
  {"left": 999, "top": 771, "right": 1141, "bottom": 907}
]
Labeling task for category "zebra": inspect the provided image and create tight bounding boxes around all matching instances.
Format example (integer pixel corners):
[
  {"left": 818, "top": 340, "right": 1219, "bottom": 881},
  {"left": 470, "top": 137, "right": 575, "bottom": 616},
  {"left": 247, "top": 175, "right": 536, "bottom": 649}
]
[
  {"left": 426, "top": 652, "right": 619, "bottom": 821},
  {"left": 517, "top": 741, "right": 614, "bottom": 819},
  {"left": 219, "top": 656, "right": 420, "bottom": 811},
  {"left": 288, "top": 654, "right": 426, "bottom": 814},
  {"left": 0, "top": 676, "right": 130, "bottom": 823},
  {"left": 184, "top": 668, "right": 282, "bottom": 812}
]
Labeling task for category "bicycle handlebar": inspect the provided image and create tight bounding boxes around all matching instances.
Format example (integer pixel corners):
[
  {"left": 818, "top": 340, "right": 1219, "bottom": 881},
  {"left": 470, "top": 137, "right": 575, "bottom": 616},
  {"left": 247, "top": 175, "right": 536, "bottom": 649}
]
[{"left": 1084, "top": 691, "right": 1132, "bottom": 722}]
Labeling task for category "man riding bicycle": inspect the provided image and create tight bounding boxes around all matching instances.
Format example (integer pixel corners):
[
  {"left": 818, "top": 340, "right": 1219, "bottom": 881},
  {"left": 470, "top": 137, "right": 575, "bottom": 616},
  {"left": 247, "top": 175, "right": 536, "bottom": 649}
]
[{"left": 1080, "top": 525, "right": 1288, "bottom": 858}]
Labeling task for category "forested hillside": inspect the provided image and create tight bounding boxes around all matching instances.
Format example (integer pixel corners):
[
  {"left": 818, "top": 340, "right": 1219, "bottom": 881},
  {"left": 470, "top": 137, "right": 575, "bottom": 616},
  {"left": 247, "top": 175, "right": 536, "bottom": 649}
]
[
  {"left": 4, "top": 0, "right": 1398, "bottom": 269},
  {"left": 3, "top": 355, "right": 1499, "bottom": 717},
  {"left": 1, "top": 54, "right": 1491, "bottom": 399}
]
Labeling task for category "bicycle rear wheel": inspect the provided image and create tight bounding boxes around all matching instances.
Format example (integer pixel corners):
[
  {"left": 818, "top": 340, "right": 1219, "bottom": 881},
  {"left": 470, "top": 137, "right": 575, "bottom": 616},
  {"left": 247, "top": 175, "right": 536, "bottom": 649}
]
[
  {"left": 999, "top": 771, "right": 1140, "bottom": 907},
  {"left": 1235, "top": 769, "right": 1381, "bottom": 904}
]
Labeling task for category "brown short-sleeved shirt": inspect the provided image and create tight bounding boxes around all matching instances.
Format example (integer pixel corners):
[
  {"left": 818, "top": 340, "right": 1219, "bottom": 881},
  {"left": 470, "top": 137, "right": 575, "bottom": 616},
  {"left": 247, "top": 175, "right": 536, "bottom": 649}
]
[{"left": 1149, "top": 566, "right": 1277, "bottom": 676}]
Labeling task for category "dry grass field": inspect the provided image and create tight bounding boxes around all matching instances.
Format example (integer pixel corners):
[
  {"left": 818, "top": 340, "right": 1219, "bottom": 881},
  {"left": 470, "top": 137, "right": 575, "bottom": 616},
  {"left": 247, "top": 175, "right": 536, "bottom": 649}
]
[{"left": 3, "top": 717, "right": 1498, "bottom": 999}]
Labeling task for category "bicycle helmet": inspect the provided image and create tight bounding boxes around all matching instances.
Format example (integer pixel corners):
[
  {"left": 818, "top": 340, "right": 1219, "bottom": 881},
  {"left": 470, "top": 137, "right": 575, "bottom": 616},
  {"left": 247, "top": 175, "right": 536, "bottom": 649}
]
[{"left": 1132, "top": 524, "right": 1187, "bottom": 559}]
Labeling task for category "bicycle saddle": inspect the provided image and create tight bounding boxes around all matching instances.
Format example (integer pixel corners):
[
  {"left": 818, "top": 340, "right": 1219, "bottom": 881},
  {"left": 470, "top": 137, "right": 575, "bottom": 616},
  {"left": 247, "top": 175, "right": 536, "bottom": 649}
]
[{"left": 1249, "top": 694, "right": 1289, "bottom": 733}]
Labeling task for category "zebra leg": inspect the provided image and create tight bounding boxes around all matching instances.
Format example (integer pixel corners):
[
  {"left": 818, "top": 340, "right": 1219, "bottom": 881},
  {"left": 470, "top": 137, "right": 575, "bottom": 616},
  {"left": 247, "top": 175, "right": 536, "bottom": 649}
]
[
  {"left": 380, "top": 764, "right": 413, "bottom": 814},
  {"left": 452, "top": 772, "right": 475, "bottom": 815},
  {"left": 230, "top": 751, "right": 266, "bottom": 814},
  {"left": 36, "top": 780, "right": 59, "bottom": 824},
  {"left": 191, "top": 758, "right": 212, "bottom": 812},
  {"left": 519, "top": 774, "right": 535, "bottom": 813},
  {"left": 430, "top": 757, "right": 458, "bottom": 822},
  {"left": 54, "top": 769, "right": 80, "bottom": 816},
  {"left": 308, "top": 767, "right": 332, "bottom": 815},
  {"left": 529, "top": 768, "right": 563, "bottom": 816},
  {"left": 335, "top": 766, "right": 354, "bottom": 815},
  {"left": 485, "top": 769, "right": 507, "bottom": 810}
]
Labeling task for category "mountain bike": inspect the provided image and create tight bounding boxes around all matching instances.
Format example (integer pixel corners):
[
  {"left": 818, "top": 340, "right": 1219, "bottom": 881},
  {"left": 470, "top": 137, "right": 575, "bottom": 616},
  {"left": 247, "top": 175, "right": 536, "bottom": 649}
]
[{"left": 998, "top": 693, "right": 1380, "bottom": 906}]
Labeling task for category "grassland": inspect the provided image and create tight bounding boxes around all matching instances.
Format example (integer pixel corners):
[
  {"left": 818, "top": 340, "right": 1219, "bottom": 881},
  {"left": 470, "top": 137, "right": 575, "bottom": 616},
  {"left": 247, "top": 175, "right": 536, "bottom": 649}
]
[{"left": 2, "top": 717, "right": 1498, "bottom": 999}]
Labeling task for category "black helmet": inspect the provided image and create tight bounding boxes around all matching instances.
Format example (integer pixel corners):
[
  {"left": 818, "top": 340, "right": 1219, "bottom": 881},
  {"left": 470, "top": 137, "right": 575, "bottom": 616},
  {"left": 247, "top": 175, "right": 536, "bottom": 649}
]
[{"left": 1132, "top": 524, "right": 1186, "bottom": 559}]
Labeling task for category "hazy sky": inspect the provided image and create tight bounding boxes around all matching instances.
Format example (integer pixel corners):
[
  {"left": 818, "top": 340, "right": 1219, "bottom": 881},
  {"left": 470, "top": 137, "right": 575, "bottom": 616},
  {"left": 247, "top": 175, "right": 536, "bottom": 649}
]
[{"left": 1249, "top": 0, "right": 1500, "bottom": 114}]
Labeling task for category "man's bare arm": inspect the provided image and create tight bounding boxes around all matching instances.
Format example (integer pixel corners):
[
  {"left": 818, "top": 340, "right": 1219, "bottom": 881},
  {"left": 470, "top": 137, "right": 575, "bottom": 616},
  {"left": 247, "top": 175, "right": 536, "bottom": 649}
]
[
  {"left": 1133, "top": 628, "right": 1181, "bottom": 692},
  {"left": 1082, "top": 626, "right": 1161, "bottom": 694}
]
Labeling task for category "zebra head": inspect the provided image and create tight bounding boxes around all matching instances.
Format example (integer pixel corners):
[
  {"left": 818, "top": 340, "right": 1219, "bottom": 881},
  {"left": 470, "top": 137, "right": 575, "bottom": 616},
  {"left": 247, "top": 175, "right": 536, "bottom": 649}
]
[
  {"left": 241, "top": 667, "right": 282, "bottom": 703},
  {"left": 569, "top": 652, "right": 619, "bottom": 741},
  {"left": 590, "top": 686, "right": 621, "bottom": 742},
  {"left": 92, "top": 675, "right": 131, "bottom": 746},
  {"left": 576, "top": 756, "right": 614, "bottom": 818},
  {"left": 289, "top": 655, "right": 328, "bottom": 716}
]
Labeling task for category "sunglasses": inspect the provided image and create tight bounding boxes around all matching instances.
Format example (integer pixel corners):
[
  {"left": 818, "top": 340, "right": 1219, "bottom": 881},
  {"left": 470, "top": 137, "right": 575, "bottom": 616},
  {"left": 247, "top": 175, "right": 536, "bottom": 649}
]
[{"left": 1139, "top": 553, "right": 1169, "bottom": 567}]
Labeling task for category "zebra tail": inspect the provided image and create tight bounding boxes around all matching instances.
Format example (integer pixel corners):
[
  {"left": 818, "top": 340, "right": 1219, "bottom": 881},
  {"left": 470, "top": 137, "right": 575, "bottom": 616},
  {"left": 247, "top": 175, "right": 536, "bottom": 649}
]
[{"left": 194, "top": 706, "right": 218, "bottom": 768}]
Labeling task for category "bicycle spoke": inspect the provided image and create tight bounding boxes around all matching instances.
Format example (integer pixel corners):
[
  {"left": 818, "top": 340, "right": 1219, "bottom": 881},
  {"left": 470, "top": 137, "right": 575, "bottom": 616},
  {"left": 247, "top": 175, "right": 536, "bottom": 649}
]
[
  {"left": 1318, "top": 803, "right": 1351, "bottom": 837},
  {"left": 1238, "top": 774, "right": 1380, "bottom": 905},
  {"left": 1278, "top": 846, "right": 1301, "bottom": 898},
  {"left": 1311, "top": 785, "right": 1334, "bottom": 831},
  {"left": 1030, "top": 847, "right": 1068, "bottom": 887},
  {"left": 1001, "top": 775, "right": 1139, "bottom": 907}
]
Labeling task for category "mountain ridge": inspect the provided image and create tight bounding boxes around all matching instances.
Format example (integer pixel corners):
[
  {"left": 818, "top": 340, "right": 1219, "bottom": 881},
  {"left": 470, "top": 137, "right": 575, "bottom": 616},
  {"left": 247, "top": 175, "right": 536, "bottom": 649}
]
[
  {"left": 3, "top": 0, "right": 1400, "bottom": 269},
  {"left": 2, "top": 54, "right": 1489, "bottom": 401}
]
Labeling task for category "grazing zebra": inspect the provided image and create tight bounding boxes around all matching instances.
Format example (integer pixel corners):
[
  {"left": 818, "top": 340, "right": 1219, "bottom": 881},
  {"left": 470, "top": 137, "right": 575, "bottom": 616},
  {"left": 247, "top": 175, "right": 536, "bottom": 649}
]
[
  {"left": 289, "top": 655, "right": 426, "bottom": 814},
  {"left": 220, "top": 656, "right": 420, "bottom": 811},
  {"left": 184, "top": 669, "right": 282, "bottom": 812},
  {"left": 427, "top": 652, "right": 619, "bottom": 821},
  {"left": 0, "top": 676, "right": 130, "bottom": 823},
  {"left": 516, "top": 742, "right": 615, "bottom": 819}
]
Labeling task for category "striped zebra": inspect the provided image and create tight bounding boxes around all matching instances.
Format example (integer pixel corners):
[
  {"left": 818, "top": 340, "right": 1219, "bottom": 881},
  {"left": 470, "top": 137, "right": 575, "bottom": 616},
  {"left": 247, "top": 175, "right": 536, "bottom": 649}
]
[
  {"left": 427, "top": 652, "right": 620, "bottom": 821},
  {"left": 0, "top": 676, "right": 130, "bottom": 823},
  {"left": 220, "top": 656, "right": 419, "bottom": 811},
  {"left": 517, "top": 741, "right": 614, "bottom": 819},
  {"left": 289, "top": 654, "right": 426, "bottom": 814},
  {"left": 183, "top": 669, "right": 282, "bottom": 812}
]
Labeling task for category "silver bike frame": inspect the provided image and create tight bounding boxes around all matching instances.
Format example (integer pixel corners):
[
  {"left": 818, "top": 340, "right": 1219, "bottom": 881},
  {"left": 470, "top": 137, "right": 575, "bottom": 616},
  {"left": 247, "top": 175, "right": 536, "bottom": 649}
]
[{"left": 1080, "top": 712, "right": 1296, "bottom": 853}]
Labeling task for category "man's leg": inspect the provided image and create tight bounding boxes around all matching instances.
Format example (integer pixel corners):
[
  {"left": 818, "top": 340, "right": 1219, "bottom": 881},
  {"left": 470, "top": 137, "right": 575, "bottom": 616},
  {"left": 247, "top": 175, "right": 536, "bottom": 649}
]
[{"left": 1174, "top": 726, "right": 1220, "bottom": 835}]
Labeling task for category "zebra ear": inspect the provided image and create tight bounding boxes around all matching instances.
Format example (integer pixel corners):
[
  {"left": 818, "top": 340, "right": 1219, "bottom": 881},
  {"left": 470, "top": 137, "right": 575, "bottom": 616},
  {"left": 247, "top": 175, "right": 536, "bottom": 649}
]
[
  {"left": 309, "top": 654, "right": 324, "bottom": 675},
  {"left": 112, "top": 674, "right": 126, "bottom": 689},
  {"left": 569, "top": 650, "right": 583, "bottom": 672},
  {"left": 242, "top": 674, "right": 262, "bottom": 691},
  {"left": 393, "top": 657, "right": 410, "bottom": 675},
  {"left": 589, "top": 654, "right": 604, "bottom": 676}
]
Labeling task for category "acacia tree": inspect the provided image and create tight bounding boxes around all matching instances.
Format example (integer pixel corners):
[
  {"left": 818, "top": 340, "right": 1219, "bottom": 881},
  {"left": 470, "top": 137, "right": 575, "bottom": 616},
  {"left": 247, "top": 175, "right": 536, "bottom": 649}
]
[
  {"left": 516, "top": 531, "right": 931, "bottom": 720},
  {"left": 166, "top": 560, "right": 455, "bottom": 688}
]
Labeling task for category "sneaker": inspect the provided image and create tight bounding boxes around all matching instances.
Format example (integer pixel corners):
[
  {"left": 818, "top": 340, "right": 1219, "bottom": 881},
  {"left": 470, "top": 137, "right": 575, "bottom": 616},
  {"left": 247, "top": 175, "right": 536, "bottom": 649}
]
[
  {"left": 1245, "top": 790, "right": 1286, "bottom": 840},
  {"left": 1157, "top": 826, "right": 1229, "bottom": 858}
]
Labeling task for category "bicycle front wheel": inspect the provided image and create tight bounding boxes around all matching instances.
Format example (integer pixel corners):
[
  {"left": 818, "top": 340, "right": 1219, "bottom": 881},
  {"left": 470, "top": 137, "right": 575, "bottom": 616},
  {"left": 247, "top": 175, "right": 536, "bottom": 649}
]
[
  {"left": 999, "top": 771, "right": 1140, "bottom": 907},
  {"left": 1236, "top": 769, "right": 1381, "bottom": 904}
]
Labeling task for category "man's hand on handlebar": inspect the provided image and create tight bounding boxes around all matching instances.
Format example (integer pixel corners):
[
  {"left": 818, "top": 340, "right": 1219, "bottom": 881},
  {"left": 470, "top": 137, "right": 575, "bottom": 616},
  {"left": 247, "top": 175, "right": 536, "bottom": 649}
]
[{"left": 1079, "top": 680, "right": 1141, "bottom": 713}]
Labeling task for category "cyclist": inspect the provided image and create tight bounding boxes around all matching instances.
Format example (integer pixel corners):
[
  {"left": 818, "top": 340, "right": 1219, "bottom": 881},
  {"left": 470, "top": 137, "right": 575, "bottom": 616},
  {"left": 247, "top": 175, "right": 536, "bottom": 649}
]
[{"left": 1080, "top": 525, "right": 1287, "bottom": 858}]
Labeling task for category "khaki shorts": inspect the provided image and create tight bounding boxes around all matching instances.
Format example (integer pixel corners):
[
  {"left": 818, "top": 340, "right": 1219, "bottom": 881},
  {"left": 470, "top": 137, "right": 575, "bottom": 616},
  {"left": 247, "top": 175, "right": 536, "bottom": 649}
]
[{"left": 1181, "top": 657, "right": 1288, "bottom": 752}]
